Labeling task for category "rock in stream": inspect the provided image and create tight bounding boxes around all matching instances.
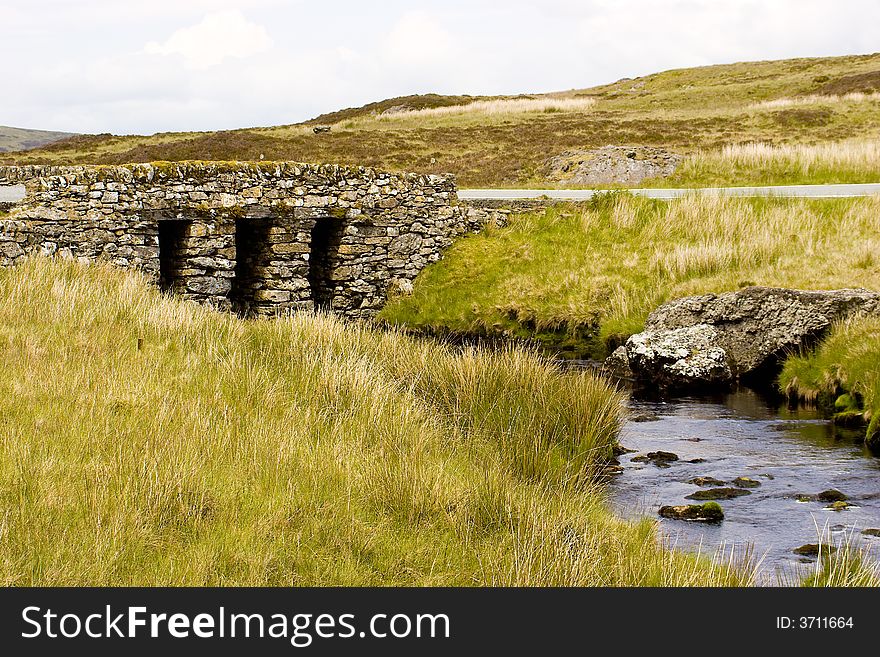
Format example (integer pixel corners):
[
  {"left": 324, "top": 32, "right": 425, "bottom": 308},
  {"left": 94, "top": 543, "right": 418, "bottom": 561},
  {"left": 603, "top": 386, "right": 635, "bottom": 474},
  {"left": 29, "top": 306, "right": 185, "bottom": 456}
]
[{"left": 618, "top": 287, "right": 880, "bottom": 391}]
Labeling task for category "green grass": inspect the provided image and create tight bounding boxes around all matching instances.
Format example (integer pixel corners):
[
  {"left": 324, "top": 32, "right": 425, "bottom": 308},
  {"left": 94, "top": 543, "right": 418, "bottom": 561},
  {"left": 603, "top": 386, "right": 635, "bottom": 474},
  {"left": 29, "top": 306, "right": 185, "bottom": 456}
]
[
  {"left": 780, "top": 316, "right": 880, "bottom": 449},
  {"left": 4, "top": 53, "right": 880, "bottom": 187},
  {"left": 0, "top": 257, "right": 760, "bottom": 586},
  {"left": 380, "top": 194, "right": 880, "bottom": 358}
]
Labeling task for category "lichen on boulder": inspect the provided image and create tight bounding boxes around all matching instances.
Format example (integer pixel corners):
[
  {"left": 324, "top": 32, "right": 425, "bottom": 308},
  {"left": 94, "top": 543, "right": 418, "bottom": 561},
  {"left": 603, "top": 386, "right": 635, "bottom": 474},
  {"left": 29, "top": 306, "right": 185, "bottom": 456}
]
[
  {"left": 623, "top": 287, "right": 880, "bottom": 390},
  {"left": 625, "top": 324, "right": 732, "bottom": 391}
]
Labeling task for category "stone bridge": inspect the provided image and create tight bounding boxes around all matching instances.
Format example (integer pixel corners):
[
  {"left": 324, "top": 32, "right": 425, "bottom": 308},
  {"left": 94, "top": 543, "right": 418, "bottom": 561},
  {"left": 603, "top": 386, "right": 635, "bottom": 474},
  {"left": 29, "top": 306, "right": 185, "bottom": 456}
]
[{"left": 0, "top": 162, "right": 500, "bottom": 318}]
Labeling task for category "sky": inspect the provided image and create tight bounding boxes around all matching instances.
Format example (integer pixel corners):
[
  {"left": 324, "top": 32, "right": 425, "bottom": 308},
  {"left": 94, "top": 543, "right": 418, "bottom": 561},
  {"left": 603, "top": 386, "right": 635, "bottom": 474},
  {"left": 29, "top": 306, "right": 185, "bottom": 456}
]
[{"left": 2, "top": 0, "right": 879, "bottom": 135}]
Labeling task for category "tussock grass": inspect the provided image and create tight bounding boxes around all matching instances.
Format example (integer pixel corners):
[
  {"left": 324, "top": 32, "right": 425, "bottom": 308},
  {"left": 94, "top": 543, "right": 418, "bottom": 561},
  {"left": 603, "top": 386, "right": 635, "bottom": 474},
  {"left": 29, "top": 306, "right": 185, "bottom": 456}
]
[
  {"left": 668, "top": 139, "right": 880, "bottom": 187},
  {"left": 776, "top": 529, "right": 880, "bottom": 587},
  {"left": 381, "top": 194, "right": 880, "bottom": 357},
  {"left": 800, "top": 543, "right": 880, "bottom": 587},
  {"left": 749, "top": 92, "right": 880, "bottom": 110},
  {"left": 0, "top": 257, "right": 753, "bottom": 586},
  {"left": 376, "top": 97, "right": 596, "bottom": 120}
]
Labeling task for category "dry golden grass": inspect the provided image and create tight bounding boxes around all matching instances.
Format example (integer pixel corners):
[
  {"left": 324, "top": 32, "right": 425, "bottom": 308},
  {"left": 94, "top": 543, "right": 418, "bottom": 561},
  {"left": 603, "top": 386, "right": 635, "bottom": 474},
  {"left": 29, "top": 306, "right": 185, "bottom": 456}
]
[
  {"left": 667, "top": 138, "right": 880, "bottom": 187},
  {"left": 0, "top": 257, "right": 758, "bottom": 586},
  {"left": 749, "top": 92, "right": 880, "bottom": 109},
  {"left": 375, "top": 97, "right": 596, "bottom": 120},
  {"left": 713, "top": 139, "right": 880, "bottom": 169}
]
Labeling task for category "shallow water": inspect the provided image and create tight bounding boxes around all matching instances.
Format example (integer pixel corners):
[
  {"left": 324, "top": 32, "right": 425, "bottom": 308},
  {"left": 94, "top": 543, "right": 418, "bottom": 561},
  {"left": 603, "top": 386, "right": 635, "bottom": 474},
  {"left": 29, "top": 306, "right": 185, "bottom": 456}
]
[{"left": 609, "top": 389, "right": 880, "bottom": 581}]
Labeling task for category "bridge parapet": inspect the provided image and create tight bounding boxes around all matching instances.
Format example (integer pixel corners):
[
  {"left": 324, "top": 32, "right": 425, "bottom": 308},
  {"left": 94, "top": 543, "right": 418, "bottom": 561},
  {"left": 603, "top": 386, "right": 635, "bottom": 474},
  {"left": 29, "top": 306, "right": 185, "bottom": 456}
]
[{"left": 0, "top": 161, "right": 501, "bottom": 317}]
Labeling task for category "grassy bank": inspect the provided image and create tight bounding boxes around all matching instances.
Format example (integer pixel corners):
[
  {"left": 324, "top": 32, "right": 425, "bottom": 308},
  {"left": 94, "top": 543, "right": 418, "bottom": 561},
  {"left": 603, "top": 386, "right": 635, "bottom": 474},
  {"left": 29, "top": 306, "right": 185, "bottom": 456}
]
[
  {"left": 657, "top": 138, "right": 880, "bottom": 188},
  {"left": 380, "top": 194, "right": 880, "bottom": 358},
  {"left": 0, "top": 257, "right": 759, "bottom": 586},
  {"left": 4, "top": 54, "right": 880, "bottom": 188},
  {"left": 780, "top": 316, "right": 880, "bottom": 450}
]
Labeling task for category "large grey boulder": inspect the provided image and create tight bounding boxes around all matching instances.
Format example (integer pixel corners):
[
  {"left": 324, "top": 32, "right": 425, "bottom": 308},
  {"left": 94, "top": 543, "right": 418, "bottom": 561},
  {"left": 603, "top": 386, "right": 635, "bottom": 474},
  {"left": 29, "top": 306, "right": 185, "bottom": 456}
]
[
  {"left": 626, "top": 324, "right": 732, "bottom": 388},
  {"left": 623, "top": 287, "right": 880, "bottom": 389}
]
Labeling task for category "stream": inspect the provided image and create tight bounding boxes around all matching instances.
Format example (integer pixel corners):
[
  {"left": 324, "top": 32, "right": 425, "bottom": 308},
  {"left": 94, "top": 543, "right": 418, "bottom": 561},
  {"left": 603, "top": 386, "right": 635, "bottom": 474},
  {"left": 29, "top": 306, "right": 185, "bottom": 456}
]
[{"left": 609, "top": 388, "right": 880, "bottom": 581}]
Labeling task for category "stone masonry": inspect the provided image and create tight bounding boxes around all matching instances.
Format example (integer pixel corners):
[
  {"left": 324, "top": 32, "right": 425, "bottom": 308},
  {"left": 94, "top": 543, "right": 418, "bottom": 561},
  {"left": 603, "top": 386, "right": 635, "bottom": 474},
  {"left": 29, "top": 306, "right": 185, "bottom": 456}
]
[{"left": 0, "top": 161, "right": 502, "bottom": 318}]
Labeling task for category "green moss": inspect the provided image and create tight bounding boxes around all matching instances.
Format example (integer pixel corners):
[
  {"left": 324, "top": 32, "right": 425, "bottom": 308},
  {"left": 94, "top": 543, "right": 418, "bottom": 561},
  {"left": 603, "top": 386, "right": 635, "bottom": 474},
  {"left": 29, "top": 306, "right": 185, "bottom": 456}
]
[
  {"left": 832, "top": 410, "right": 867, "bottom": 429},
  {"left": 781, "top": 316, "right": 880, "bottom": 451},
  {"left": 701, "top": 501, "right": 723, "bottom": 515},
  {"left": 835, "top": 393, "right": 859, "bottom": 411},
  {"left": 867, "top": 415, "right": 880, "bottom": 452}
]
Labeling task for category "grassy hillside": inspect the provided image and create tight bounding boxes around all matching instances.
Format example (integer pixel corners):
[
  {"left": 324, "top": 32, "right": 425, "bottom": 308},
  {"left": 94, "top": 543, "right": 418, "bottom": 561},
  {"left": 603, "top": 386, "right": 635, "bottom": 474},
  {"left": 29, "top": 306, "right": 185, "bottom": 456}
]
[
  {"left": 0, "top": 125, "right": 75, "bottom": 153},
  {"left": 0, "top": 257, "right": 768, "bottom": 586},
  {"left": 380, "top": 194, "right": 880, "bottom": 358},
  {"left": 3, "top": 53, "right": 880, "bottom": 186}
]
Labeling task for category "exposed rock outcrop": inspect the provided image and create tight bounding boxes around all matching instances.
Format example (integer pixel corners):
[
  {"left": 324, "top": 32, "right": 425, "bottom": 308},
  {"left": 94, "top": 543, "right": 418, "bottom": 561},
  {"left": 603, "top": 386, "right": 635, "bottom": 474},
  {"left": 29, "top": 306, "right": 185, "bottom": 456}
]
[
  {"left": 621, "top": 287, "right": 880, "bottom": 390},
  {"left": 544, "top": 146, "right": 681, "bottom": 186}
]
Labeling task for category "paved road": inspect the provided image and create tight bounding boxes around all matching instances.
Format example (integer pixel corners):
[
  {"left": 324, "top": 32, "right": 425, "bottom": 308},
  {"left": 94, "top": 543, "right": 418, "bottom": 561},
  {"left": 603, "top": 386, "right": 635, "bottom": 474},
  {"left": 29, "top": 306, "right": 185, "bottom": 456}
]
[
  {"left": 4, "top": 182, "right": 880, "bottom": 204},
  {"left": 459, "top": 183, "right": 880, "bottom": 200}
]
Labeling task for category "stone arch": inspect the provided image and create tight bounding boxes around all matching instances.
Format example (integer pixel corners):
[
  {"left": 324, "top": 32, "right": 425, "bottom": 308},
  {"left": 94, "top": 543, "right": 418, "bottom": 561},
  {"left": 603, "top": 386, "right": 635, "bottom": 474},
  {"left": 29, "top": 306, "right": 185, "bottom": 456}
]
[
  {"left": 230, "top": 218, "right": 270, "bottom": 315},
  {"left": 157, "top": 219, "right": 189, "bottom": 294},
  {"left": 156, "top": 217, "right": 235, "bottom": 310},
  {"left": 308, "top": 216, "right": 347, "bottom": 311}
]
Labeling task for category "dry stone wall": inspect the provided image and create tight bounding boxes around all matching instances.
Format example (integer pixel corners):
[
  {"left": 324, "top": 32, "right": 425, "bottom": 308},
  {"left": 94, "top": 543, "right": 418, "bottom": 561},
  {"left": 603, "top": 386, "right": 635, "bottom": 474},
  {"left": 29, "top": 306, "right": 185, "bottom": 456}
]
[{"left": 0, "top": 162, "right": 501, "bottom": 318}]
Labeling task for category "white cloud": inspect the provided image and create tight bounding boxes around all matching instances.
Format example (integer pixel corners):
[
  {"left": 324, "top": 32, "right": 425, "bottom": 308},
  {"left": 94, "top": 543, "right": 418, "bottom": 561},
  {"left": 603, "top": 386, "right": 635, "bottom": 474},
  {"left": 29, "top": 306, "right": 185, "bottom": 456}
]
[
  {"left": 383, "top": 11, "right": 456, "bottom": 69},
  {"left": 144, "top": 10, "right": 273, "bottom": 70}
]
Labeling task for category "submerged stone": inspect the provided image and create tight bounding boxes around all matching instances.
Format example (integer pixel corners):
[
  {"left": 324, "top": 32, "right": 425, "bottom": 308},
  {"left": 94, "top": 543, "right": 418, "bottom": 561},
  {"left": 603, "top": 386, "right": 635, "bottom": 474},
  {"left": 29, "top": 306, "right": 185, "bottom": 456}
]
[
  {"left": 862, "top": 528, "right": 880, "bottom": 538},
  {"left": 793, "top": 543, "right": 838, "bottom": 557},
  {"left": 733, "top": 476, "right": 761, "bottom": 489},
  {"left": 832, "top": 410, "right": 867, "bottom": 429},
  {"left": 659, "top": 502, "right": 724, "bottom": 523},
  {"left": 686, "top": 487, "right": 751, "bottom": 501},
  {"left": 817, "top": 489, "right": 849, "bottom": 503},
  {"left": 631, "top": 451, "right": 679, "bottom": 467},
  {"left": 687, "top": 476, "right": 726, "bottom": 487},
  {"left": 630, "top": 412, "right": 661, "bottom": 423}
]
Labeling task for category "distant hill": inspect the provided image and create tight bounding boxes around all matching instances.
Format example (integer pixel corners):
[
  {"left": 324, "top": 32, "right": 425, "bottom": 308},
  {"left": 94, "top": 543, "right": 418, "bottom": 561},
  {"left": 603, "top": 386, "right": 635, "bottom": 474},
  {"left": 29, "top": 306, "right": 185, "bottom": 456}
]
[
  {"left": 0, "top": 125, "right": 76, "bottom": 153},
  {"left": 2, "top": 52, "right": 880, "bottom": 187}
]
